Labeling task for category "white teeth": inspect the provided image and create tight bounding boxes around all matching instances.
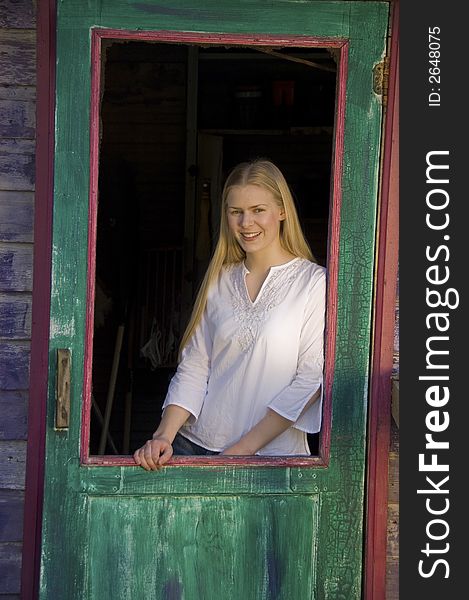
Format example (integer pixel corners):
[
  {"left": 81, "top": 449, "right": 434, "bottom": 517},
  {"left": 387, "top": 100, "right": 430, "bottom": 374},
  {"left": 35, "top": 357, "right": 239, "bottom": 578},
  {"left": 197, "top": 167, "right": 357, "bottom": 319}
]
[{"left": 242, "top": 232, "right": 260, "bottom": 238}]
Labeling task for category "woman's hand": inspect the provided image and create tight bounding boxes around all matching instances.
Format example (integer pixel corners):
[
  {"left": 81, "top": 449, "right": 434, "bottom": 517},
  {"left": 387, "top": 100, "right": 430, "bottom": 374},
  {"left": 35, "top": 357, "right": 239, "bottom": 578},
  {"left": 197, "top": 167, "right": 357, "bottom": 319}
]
[
  {"left": 133, "top": 405, "right": 191, "bottom": 470},
  {"left": 133, "top": 436, "right": 173, "bottom": 470}
]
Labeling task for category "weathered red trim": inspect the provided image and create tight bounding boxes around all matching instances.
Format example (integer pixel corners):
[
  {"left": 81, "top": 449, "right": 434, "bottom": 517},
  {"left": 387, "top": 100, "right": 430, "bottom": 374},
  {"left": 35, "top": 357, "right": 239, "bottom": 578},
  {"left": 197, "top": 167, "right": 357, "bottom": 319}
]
[
  {"left": 81, "top": 29, "right": 347, "bottom": 468},
  {"left": 364, "top": 1, "right": 399, "bottom": 598},
  {"left": 86, "top": 454, "right": 326, "bottom": 467},
  {"left": 320, "top": 41, "right": 348, "bottom": 464},
  {"left": 93, "top": 28, "right": 344, "bottom": 48},
  {"left": 80, "top": 27, "right": 101, "bottom": 464},
  {"left": 21, "top": 1, "right": 56, "bottom": 598}
]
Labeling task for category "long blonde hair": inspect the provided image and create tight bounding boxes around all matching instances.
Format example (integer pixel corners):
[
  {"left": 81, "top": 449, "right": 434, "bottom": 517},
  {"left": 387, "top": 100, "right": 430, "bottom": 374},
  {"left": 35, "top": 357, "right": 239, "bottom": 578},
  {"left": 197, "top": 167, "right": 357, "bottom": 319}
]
[{"left": 179, "top": 159, "right": 315, "bottom": 354}]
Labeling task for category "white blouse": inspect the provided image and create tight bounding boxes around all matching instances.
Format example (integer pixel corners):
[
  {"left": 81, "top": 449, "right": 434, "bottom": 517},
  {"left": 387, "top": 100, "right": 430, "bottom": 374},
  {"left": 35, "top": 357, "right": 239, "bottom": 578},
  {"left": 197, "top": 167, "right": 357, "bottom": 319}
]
[{"left": 162, "top": 257, "right": 326, "bottom": 455}]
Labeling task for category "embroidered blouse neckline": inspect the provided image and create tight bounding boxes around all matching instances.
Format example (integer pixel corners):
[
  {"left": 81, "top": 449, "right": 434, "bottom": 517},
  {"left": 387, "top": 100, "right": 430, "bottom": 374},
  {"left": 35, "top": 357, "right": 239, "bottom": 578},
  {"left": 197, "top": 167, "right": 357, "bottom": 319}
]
[
  {"left": 230, "top": 257, "right": 305, "bottom": 351},
  {"left": 242, "top": 256, "right": 301, "bottom": 275},
  {"left": 242, "top": 257, "right": 301, "bottom": 304}
]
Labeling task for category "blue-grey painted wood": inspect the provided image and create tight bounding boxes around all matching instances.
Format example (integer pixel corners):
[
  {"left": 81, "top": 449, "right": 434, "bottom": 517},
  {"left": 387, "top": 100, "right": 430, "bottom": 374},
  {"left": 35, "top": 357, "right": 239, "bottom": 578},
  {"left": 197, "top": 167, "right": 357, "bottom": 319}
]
[
  {"left": 0, "top": 490, "right": 24, "bottom": 541},
  {"left": 0, "top": 542, "right": 22, "bottom": 595},
  {"left": 0, "top": 0, "right": 36, "bottom": 29},
  {"left": 0, "top": 139, "right": 35, "bottom": 190},
  {"left": 0, "top": 99, "right": 35, "bottom": 138},
  {"left": 0, "top": 245, "right": 33, "bottom": 292},
  {"left": 0, "top": 442, "right": 25, "bottom": 597},
  {"left": 0, "top": 441, "right": 26, "bottom": 490},
  {"left": 0, "top": 5, "right": 35, "bottom": 597},
  {"left": 0, "top": 392, "right": 28, "bottom": 440},
  {"left": 0, "top": 85, "right": 35, "bottom": 102},
  {"left": 0, "top": 193, "right": 34, "bottom": 243},
  {"left": 0, "top": 31, "right": 36, "bottom": 86},
  {"left": 0, "top": 343, "right": 30, "bottom": 390},
  {"left": 0, "top": 296, "right": 32, "bottom": 339}
]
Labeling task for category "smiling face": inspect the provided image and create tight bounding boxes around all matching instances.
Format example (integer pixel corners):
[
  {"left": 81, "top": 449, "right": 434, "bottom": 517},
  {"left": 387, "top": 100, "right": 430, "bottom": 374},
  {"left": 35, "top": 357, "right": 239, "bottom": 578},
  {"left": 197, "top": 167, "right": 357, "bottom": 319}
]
[{"left": 226, "top": 184, "right": 286, "bottom": 258}]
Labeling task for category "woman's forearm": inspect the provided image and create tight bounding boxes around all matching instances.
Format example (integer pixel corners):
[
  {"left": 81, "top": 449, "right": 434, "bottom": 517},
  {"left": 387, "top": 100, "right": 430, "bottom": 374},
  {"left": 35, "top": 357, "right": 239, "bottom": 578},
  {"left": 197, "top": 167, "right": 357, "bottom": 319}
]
[
  {"left": 153, "top": 405, "right": 191, "bottom": 443},
  {"left": 222, "top": 388, "right": 321, "bottom": 455},
  {"left": 222, "top": 409, "right": 292, "bottom": 455}
]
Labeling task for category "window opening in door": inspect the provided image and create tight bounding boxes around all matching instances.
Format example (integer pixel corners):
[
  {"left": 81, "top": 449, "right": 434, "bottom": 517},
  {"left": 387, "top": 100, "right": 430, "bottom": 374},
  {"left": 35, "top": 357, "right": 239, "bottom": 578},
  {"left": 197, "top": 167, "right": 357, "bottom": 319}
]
[{"left": 89, "top": 40, "right": 337, "bottom": 459}]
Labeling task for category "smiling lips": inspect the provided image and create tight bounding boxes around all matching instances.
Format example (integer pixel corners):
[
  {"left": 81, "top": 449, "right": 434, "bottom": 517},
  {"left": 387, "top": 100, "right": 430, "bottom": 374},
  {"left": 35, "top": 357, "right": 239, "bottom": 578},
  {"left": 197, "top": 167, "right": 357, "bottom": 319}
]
[{"left": 240, "top": 231, "right": 261, "bottom": 241}]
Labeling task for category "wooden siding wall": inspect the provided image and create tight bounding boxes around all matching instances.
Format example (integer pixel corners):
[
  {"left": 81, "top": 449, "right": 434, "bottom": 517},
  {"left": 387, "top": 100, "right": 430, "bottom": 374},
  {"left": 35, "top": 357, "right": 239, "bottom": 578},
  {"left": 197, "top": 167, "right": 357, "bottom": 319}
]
[
  {"left": 386, "top": 419, "right": 399, "bottom": 600},
  {"left": 0, "top": 1, "right": 36, "bottom": 597}
]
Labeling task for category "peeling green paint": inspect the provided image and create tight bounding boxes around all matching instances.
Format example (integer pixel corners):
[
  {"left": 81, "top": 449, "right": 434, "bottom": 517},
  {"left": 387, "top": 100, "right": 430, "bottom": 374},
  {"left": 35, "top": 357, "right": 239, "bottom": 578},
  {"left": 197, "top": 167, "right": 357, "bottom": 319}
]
[{"left": 40, "top": 2, "right": 389, "bottom": 598}]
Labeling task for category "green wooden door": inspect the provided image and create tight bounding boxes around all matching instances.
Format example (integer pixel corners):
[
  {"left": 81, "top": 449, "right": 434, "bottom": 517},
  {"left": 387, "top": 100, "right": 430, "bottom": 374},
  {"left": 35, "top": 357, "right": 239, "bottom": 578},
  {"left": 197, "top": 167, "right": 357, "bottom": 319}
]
[{"left": 40, "top": 2, "right": 389, "bottom": 598}]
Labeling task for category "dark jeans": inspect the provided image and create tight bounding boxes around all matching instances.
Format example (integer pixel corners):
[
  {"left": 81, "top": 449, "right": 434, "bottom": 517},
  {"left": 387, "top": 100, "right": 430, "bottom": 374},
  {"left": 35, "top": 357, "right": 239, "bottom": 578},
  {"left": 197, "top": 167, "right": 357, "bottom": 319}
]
[{"left": 172, "top": 433, "right": 219, "bottom": 456}]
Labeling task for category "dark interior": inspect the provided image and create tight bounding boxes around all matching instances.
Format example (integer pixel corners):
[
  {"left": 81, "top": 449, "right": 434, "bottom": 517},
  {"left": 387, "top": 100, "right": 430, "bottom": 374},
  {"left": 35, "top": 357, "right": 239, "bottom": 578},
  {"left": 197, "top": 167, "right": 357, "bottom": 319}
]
[{"left": 90, "top": 41, "right": 337, "bottom": 456}]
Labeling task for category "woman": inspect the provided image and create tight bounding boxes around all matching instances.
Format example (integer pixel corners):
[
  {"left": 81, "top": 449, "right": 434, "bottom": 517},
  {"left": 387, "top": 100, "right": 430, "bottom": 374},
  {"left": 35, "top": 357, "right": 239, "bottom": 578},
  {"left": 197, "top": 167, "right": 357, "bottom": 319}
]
[{"left": 133, "top": 159, "right": 326, "bottom": 470}]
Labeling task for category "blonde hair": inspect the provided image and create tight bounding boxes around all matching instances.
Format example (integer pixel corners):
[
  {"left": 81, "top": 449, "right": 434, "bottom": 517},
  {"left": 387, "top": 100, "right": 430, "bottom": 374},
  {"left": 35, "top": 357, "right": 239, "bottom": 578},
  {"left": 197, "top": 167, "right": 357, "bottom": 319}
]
[{"left": 179, "top": 159, "right": 315, "bottom": 354}]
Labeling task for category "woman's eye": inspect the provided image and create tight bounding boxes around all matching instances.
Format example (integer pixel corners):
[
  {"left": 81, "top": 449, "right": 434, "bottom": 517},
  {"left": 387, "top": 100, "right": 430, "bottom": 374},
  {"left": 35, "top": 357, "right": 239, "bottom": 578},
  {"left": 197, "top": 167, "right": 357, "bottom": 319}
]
[{"left": 254, "top": 208, "right": 265, "bottom": 213}]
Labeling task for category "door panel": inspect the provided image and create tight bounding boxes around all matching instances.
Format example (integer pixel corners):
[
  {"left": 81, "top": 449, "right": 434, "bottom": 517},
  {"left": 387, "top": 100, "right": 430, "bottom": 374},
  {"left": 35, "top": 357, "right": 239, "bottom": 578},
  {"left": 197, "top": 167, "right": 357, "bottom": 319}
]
[
  {"left": 40, "top": 1, "right": 389, "bottom": 598},
  {"left": 88, "top": 495, "right": 319, "bottom": 599}
]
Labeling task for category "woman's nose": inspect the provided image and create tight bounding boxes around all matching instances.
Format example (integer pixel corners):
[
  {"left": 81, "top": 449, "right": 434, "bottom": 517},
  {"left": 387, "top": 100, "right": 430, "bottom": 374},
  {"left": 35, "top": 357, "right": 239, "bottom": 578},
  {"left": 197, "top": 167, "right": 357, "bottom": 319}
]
[{"left": 241, "top": 212, "right": 253, "bottom": 227}]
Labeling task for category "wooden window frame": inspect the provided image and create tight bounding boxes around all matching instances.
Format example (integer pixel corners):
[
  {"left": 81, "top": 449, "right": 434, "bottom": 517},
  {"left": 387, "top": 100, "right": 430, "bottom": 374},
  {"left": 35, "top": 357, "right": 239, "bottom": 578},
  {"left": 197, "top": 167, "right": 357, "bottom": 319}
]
[{"left": 81, "top": 28, "right": 348, "bottom": 468}]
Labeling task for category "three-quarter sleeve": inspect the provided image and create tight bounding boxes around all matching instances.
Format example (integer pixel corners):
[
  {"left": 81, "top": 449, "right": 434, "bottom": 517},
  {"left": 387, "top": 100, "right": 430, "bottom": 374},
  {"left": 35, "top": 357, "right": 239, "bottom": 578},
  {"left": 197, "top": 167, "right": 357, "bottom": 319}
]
[
  {"left": 161, "top": 309, "right": 212, "bottom": 424},
  {"left": 267, "top": 269, "right": 326, "bottom": 433}
]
